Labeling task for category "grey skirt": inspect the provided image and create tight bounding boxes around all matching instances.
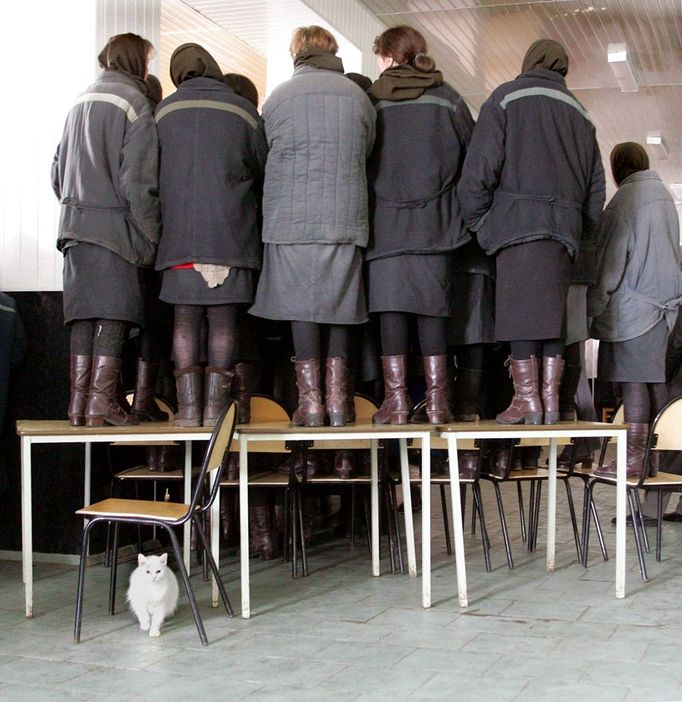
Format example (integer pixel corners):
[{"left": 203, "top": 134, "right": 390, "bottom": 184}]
[
  {"left": 160, "top": 266, "right": 254, "bottom": 306},
  {"left": 447, "top": 272, "right": 495, "bottom": 346},
  {"left": 250, "top": 243, "right": 367, "bottom": 324},
  {"left": 598, "top": 319, "right": 669, "bottom": 383},
  {"left": 495, "top": 240, "right": 571, "bottom": 341},
  {"left": 368, "top": 253, "right": 452, "bottom": 317},
  {"left": 63, "top": 242, "right": 144, "bottom": 326}
]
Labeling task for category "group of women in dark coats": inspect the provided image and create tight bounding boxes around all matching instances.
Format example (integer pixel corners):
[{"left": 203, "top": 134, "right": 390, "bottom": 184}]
[{"left": 53, "top": 28, "right": 681, "bottom": 481}]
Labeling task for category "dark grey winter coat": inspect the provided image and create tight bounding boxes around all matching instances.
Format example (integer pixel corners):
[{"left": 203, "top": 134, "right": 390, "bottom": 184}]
[
  {"left": 366, "top": 83, "right": 474, "bottom": 261},
  {"left": 51, "top": 71, "right": 161, "bottom": 267},
  {"left": 458, "top": 67, "right": 605, "bottom": 261},
  {"left": 588, "top": 170, "right": 682, "bottom": 342},
  {"left": 261, "top": 64, "right": 376, "bottom": 246},
  {"left": 154, "top": 77, "right": 268, "bottom": 270}
]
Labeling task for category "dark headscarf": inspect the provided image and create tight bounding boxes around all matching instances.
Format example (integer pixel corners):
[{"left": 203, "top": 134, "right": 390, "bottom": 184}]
[
  {"left": 105, "top": 33, "right": 150, "bottom": 83},
  {"left": 145, "top": 74, "right": 163, "bottom": 109},
  {"left": 368, "top": 63, "right": 443, "bottom": 102},
  {"left": 170, "top": 43, "right": 223, "bottom": 87},
  {"left": 223, "top": 73, "right": 259, "bottom": 108},
  {"left": 522, "top": 39, "right": 569, "bottom": 77},
  {"left": 610, "top": 142, "right": 650, "bottom": 186},
  {"left": 293, "top": 48, "right": 344, "bottom": 73}
]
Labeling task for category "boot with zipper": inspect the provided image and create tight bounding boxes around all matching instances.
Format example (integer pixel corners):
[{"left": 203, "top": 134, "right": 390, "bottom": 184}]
[
  {"left": 423, "top": 355, "right": 454, "bottom": 424},
  {"left": 541, "top": 355, "right": 565, "bottom": 424},
  {"left": 85, "top": 356, "right": 139, "bottom": 427},
  {"left": 203, "top": 366, "right": 234, "bottom": 427},
  {"left": 68, "top": 354, "right": 91, "bottom": 427},
  {"left": 325, "top": 357, "right": 349, "bottom": 427},
  {"left": 373, "top": 355, "right": 410, "bottom": 425},
  {"left": 173, "top": 366, "right": 203, "bottom": 427},
  {"left": 292, "top": 358, "right": 324, "bottom": 427}
]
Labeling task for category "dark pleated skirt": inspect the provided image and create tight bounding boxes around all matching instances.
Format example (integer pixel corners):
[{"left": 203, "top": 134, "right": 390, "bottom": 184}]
[
  {"left": 368, "top": 253, "right": 452, "bottom": 317},
  {"left": 250, "top": 243, "right": 367, "bottom": 324},
  {"left": 598, "top": 319, "right": 669, "bottom": 383},
  {"left": 63, "top": 242, "right": 144, "bottom": 326},
  {"left": 160, "top": 266, "right": 254, "bottom": 305},
  {"left": 495, "top": 240, "right": 571, "bottom": 341},
  {"left": 447, "top": 272, "right": 495, "bottom": 346},
  {"left": 566, "top": 283, "right": 589, "bottom": 346}
]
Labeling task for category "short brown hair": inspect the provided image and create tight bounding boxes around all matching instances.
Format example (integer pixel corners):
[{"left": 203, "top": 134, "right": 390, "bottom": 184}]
[
  {"left": 373, "top": 25, "right": 435, "bottom": 72},
  {"left": 290, "top": 26, "right": 338, "bottom": 58}
]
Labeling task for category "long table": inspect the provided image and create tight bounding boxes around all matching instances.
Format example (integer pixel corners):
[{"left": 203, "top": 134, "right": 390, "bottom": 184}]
[
  {"left": 15, "top": 420, "right": 213, "bottom": 618},
  {"left": 439, "top": 420, "right": 628, "bottom": 607}
]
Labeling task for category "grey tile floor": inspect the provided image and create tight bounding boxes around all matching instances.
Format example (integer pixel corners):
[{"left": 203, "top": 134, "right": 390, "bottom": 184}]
[{"left": 2, "top": 478, "right": 682, "bottom": 702}]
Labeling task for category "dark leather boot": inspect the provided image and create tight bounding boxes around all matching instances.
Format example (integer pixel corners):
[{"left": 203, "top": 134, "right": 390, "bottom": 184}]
[
  {"left": 326, "top": 357, "right": 349, "bottom": 427},
  {"left": 174, "top": 366, "right": 203, "bottom": 427},
  {"left": 204, "top": 366, "right": 234, "bottom": 427},
  {"left": 496, "top": 356, "right": 543, "bottom": 425},
  {"left": 373, "top": 355, "right": 410, "bottom": 425},
  {"left": 514, "top": 446, "right": 541, "bottom": 470},
  {"left": 457, "top": 450, "right": 478, "bottom": 479},
  {"left": 250, "top": 504, "right": 274, "bottom": 560},
  {"left": 292, "top": 358, "right": 324, "bottom": 427},
  {"left": 557, "top": 442, "right": 593, "bottom": 470},
  {"left": 452, "top": 367, "right": 483, "bottom": 422},
  {"left": 155, "top": 444, "right": 180, "bottom": 472},
  {"left": 145, "top": 446, "right": 158, "bottom": 470},
  {"left": 233, "top": 360, "right": 260, "bottom": 424},
  {"left": 483, "top": 441, "right": 512, "bottom": 478},
  {"left": 225, "top": 453, "right": 239, "bottom": 481},
  {"left": 541, "top": 355, "right": 565, "bottom": 424},
  {"left": 594, "top": 423, "right": 649, "bottom": 478},
  {"left": 131, "top": 360, "right": 169, "bottom": 422},
  {"left": 334, "top": 450, "right": 356, "bottom": 478},
  {"left": 423, "top": 355, "right": 454, "bottom": 424},
  {"left": 85, "top": 356, "right": 139, "bottom": 427},
  {"left": 68, "top": 354, "right": 91, "bottom": 426},
  {"left": 558, "top": 363, "right": 581, "bottom": 421},
  {"left": 345, "top": 367, "right": 356, "bottom": 424}
]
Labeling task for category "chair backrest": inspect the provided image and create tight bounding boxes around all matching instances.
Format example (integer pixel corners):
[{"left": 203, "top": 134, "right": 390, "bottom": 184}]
[
  {"left": 354, "top": 394, "right": 379, "bottom": 422},
  {"left": 228, "top": 394, "right": 291, "bottom": 454},
  {"left": 191, "top": 400, "right": 238, "bottom": 516},
  {"left": 651, "top": 395, "right": 682, "bottom": 451},
  {"left": 597, "top": 401, "right": 625, "bottom": 467}
]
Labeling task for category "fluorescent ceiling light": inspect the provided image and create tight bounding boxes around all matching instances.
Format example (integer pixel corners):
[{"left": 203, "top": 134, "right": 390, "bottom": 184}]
[
  {"left": 646, "top": 133, "right": 669, "bottom": 160},
  {"left": 608, "top": 43, "right": 639, "bottom": 92}
]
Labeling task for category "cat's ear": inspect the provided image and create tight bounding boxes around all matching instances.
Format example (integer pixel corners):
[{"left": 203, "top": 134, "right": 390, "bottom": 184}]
[
  {"left": 138, "top": 554, "right": 147, "bottom": 566},
  {"left": 160, "top": 553, "right": 168, "bottom": 565}
]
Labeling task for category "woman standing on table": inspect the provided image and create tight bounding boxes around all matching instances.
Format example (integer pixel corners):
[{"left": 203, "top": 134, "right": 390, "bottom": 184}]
[
  {"left": 590, "top": 142, "right": 682, "bottom": 477},
  {"left": 366, "top": 25, "right": 474, "bottom": 425},
  {"left": 52, "top": 33, "right": 160, "bottom": 427},
  {"left": 458, "top": 39, "right": 605, "bottom": 425},
  {"left": 155, "top": 44, "right": 267, "bottom": 427},
  {"left": 250, "top": 26, "right": 376, "bottom": 427}
]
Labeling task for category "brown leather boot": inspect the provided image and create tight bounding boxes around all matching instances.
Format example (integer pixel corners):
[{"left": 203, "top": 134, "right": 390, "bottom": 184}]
[
  {"left": 233, "top": 360, "right": 260, "bottom": 424},
  {"left": 85, "top": 356, "right": 139, "bottom": 427},
  {"left": 334, "top": 450, "right": 356, "bottom": 478},
  {"left": 204, "top": 366, "right": 234, "bottom": 427},
  {"left": 496, "top": 356, "right": 543, "bottom": 425},
  {"left": 373, "top": 355, "right": 410, "bottom": 425},
  {"left": 594, "top": 423, "right": 649, "bottom": 478},
  {"left": 457, "top": 450, "right": 478, "bottom": 479},
  {"left": 558, "top": 363, "right": 581, "bottom": 421},
  {"left": 292, "top": 358, "right": 324, "bottom": 427},
  {"left": 250, "top": 504, "right": 274, "bottom": 560},
  {"left": 423, "top": 355, "right": 454, "bottom": 424},
  {"left": 174, "top": 366, "right": 203, "bottom": 427},
  {"left": 452, "top": 367, "right": 483, "bottom": 421},
  {"left": 131, "top": 360, "right": 169, "bottom": 422},
  {"left": 68, "top": 354, "right": 91, "bottom": 426},
  {"left": 326, "top": 357, "right": 349, "bottom": 427},
  {"left": 541, "top": 355, "right": 565, "bottom": 424}
]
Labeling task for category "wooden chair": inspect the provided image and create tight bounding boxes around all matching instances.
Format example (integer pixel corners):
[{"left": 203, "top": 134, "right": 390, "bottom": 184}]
[
  {"left": 584, "top": 396, "right": 682, "bottom": 577},
  {"left": 74, "top": 400, "right": 238, "bottom": 646}
]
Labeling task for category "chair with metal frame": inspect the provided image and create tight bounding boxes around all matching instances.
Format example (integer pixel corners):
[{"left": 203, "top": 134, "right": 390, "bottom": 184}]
[
  {"left": 584, "top": 396, "right": 682, "bottom": 577},
  {"left": 74, "top": 400, "right": 238, "bottom": 646}
]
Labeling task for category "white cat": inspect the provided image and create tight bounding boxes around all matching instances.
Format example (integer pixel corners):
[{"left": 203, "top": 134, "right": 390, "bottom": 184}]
[{"left": 126, "top": 553, "right": 179, "bottom": 637}]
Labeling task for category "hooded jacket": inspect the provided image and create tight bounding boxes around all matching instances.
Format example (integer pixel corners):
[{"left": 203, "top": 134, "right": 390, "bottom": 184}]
[
  {"left": 154, "top": 70, "right": 267, "bottom": 270},
  {"left": 366, "top": 71, "right": 474, "bottom": 261},
  {"left": 51, "top": 70, "right": 161, "bottom": 266},
  {"left": 261, "top": 60, "right": 376, "bottom": 246},
  {"left": 588, "top": 170, "right": 682, "bottom": 342},
  {"left": 458, "top": 66, "right": 605, "bottom": 261}
]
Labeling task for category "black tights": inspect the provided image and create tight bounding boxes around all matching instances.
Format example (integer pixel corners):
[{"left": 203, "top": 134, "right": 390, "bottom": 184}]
[
  {"left": 291, "top": 321, "right": 349, "bottom": 360},
  {"left": 621, "top": 382, "right": 668, "bottom": 424},
  {"left": 510, "top": 338, "right": 566, "bottom": 360},
  {"left": 173, "top": 304, "right": 237, "bottom": 369},
  {"left": 70, "top": 319, "right": 127, "bottom": 357},
  {"left": 379, "top": 312, "right": 448, "bottom": 357}
]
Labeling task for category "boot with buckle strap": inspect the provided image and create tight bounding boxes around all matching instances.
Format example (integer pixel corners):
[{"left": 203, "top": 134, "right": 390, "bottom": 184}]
[{"left": 85, "top": 356, "right": 139, "bottom": 427}]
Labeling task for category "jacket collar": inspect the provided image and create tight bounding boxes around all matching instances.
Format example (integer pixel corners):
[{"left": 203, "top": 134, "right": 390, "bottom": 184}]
[
  {"left": 176, "top": 76, "right": 228, "bottom": 92},
  {"left": 96, "top": 70, "right": 143, "bottom": 92},
  {"left": 517, "top": 67, "right": 567, "bottom": 85},
  {"left": 620, "top": 169, "right": 660, "bottom": 186}
]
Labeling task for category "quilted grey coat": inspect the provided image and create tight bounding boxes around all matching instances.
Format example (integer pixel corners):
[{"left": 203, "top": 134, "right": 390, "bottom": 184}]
[{"left": 260, "top": 64, "right": 376, "bottom": 246}]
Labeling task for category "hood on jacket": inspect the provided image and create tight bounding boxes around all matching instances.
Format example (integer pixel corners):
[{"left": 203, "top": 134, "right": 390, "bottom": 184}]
[
  {"left": 611, "top": 142, "right": 650, "bottom": 186},
  {"left": 368, "top": 63, "right": 443, "bottom": 101},
  {"left": 170, "top": 43, "right": 223, "bottom": 87},
  {"left": 293, "top": 48, "right": 344, "bottom": 73},
  {"left": 522, "top": 39, "right": 568, "bottom": 77},
  {"left": 104, "top": 33, "right": 151, "bottom": 87}
]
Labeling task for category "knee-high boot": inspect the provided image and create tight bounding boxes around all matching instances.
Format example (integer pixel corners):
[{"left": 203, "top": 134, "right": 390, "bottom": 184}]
[
  {"left": 541, "top": 355, "right": 565, "bottom": 425},
  {"left": 68, "top": 354, "right": 91, "bottom": 427}
]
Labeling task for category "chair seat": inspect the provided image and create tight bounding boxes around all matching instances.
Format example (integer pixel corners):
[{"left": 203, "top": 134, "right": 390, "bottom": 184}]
[
  {"left": 76, "top": 497, "right": 190, "bottom": 522},
  {"left": 483, "top": 468, "right": 550, "bottom": 481},
  {"left": 220, "top": 471, "right": 291, "bottom": 488},
  {"left": 642, "top": 471, "right": 682, "bottom": 488},
  {"left": 114, "top": 466, "right": 190, "bottom": 481}
]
